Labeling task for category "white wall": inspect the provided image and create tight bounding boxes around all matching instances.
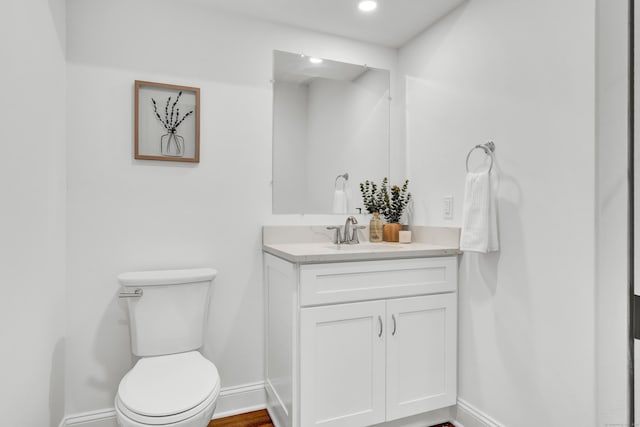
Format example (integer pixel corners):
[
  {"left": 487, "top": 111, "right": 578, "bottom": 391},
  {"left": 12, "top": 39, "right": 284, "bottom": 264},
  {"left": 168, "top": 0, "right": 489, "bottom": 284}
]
[
  {"left": 400, "top": 1, "right": 598, "bottom": 426},
  {"left": 65, "top": 0, "right": 397, "bottom": 416},
  {"left": 595, "top": 1, "right": 629, "bottom": 426},
  {"left": 0, "top": 0, "right": 67, "bottom": 426}
]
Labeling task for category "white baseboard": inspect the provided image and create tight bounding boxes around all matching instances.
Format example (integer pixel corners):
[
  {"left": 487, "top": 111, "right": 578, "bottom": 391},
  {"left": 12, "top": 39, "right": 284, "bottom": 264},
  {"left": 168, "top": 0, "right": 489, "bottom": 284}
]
[
  {"left": 59, "top": 381, "right": 267, "bottom": 427},
  {"left": 212, "top": 381, "right": 267, "bottom": 419},
  {"left": 454, "top": 399, "right": 506, "bottom": 427},
  {"left": 60, "top": 391, "right": 501, "bottom": 427},
  {"left": 59, "top": 409, "right": 118, "bottom": 427}
]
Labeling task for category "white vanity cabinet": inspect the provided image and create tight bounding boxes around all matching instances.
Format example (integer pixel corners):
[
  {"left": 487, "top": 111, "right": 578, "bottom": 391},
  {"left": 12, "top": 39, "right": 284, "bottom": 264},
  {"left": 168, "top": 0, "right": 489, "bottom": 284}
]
[
  {"left": 264, "top": 253, "right": 458, "bottom": 427},
  {"left": 300, "top": 300, "right": 386, "bottom": 427}
]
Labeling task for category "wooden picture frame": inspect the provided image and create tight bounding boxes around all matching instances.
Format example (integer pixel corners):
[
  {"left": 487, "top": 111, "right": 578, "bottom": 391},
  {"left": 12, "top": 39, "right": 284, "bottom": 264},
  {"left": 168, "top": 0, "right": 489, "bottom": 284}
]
[{"left": 135, "top": 80, "right": 200, "bottom": 163}]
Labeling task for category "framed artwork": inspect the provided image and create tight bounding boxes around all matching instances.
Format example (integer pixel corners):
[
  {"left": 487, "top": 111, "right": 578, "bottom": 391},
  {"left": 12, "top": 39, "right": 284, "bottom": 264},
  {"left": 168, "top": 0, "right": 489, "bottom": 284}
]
[{"left": 135, "top": 80, "right": 200, "bottom": 163}]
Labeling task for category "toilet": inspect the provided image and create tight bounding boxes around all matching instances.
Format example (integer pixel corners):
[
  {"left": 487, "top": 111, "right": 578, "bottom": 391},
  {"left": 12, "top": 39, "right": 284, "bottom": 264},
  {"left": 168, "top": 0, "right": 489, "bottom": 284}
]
[{"left": 115, "top": 268, "right": 220, "bottom": 427}]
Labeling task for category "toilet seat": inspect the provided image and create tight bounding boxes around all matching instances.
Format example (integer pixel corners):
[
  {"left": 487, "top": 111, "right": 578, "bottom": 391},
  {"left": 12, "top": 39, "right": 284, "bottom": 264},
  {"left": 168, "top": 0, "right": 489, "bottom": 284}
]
[
  {"left": 116, "top": 388, "right": 218, "bottom": 425},
  {"left": 116, "top": 351, "right": 220, "bottom": 425}
]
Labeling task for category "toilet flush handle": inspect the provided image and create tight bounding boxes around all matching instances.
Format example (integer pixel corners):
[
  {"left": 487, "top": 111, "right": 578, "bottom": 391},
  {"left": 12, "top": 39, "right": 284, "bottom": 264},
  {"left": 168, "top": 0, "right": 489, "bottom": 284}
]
[{"left": 119, "top": 288, "right": 143, "bottom": 298}]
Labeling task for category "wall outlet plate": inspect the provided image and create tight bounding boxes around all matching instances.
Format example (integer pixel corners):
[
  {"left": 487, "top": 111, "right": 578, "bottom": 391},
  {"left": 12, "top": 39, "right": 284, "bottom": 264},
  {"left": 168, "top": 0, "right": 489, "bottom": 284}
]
[{"left": 443, "top": 196, "right": 453, "bottom": 219}]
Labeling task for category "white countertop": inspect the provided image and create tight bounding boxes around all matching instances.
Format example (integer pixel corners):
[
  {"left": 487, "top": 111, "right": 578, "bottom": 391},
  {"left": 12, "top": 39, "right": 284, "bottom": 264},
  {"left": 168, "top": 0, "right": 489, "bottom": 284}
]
[{"left": 263, "top": 241, "right": 460, "bottom": 263}]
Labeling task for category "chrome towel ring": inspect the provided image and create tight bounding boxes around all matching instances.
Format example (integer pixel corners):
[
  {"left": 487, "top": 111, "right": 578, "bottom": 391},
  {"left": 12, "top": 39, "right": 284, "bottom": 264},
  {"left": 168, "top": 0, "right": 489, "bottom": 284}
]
[
  {"left": 466, "top": 141, "right": 495, "bottom": 173},
  {"left": 335, "top": 172, "right": 349, "bottom": 189}
]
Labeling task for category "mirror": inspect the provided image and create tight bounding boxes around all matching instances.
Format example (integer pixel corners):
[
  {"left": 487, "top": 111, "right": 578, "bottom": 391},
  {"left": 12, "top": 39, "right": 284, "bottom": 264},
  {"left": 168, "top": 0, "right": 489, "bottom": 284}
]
[{"left": 272, "top": 50, "right": 390, "bottom": 214}]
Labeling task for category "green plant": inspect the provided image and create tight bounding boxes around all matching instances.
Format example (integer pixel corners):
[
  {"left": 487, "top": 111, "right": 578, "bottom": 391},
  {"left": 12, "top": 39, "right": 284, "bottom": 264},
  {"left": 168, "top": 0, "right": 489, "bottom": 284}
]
[
  {"left": 359, "top": 180, "right": 384, "bottom": 214},
  {"left": 380, "top": 177, "right": 411, "bottom": 223},
  {"left": 360, "top": 178, "right": 412, "bottom": 223}
]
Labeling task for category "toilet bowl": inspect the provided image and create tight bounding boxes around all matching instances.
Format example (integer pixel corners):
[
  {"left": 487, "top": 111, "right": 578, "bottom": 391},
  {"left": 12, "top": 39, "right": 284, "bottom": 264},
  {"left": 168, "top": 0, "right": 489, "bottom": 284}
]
[{"left": 116, "top": 268, "right": 220, "bottom": 427}]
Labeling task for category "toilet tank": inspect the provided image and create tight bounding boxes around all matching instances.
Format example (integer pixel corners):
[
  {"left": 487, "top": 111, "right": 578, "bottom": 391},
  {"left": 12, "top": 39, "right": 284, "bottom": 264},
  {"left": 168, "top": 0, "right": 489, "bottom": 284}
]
[{"left": 118, "top": 268, "right": 218, "bottom": 357}]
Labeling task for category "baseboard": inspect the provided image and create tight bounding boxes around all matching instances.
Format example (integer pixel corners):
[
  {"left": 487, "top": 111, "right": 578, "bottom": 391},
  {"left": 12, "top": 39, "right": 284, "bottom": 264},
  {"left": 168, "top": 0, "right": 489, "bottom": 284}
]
[
  {"left": 265, "top": 379, "right": 290, "bottom": 427},
  {"left": 59, "top": 381, "right": 267, "bottom": 427},
  {"left": 212, "top": 381, "right": 267, "bottom": 419},
  {"left": 454, "top": 399, "right": 506, "bottom": 427},
  {"left": 59, "top": 408, "right": 118, "bottom": 427},
  {"left": 60, "top": 391, "right": 499, "bottom": 427}
]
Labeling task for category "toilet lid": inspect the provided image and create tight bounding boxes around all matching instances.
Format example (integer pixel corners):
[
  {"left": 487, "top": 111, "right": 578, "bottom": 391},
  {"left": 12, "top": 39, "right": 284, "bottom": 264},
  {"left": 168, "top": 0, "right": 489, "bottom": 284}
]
[{"left": 118, "top": 351, "right": 219, "bottom": 417}]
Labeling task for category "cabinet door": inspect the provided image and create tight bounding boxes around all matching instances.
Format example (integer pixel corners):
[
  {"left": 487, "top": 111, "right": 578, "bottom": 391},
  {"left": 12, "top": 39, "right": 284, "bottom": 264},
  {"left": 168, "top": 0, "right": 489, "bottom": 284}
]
[
  {"left": 386, "top": 293, "right": 457, "bottom": 421},
  {"left": 300, "top": 301, "right": 386, "bottom": 427}
]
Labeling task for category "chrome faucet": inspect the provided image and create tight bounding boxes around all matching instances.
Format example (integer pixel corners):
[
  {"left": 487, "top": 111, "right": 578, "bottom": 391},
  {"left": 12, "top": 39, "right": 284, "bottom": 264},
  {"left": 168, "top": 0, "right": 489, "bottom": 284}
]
[
  {"left": 327, "top": 216, "right": 366, "bottom": 246},
  {"left": 343, "top": 216, "right": 358, "bottom": 243}
]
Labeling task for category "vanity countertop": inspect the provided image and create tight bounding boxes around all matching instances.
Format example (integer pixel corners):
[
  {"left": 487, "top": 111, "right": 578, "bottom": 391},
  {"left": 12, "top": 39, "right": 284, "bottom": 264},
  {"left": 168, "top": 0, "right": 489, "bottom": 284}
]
[
  {"left": 262, "top": 225, "right": 461, "bottom": 263},
  {"left": 263, "top": 241, "right": 460, "bottom": 264}
]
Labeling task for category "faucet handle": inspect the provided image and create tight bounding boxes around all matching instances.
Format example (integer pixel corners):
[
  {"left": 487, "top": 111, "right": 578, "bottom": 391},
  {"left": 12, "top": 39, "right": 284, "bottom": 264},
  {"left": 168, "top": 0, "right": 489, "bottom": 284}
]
[{"left": 326, "top": 226, "right": 342, "bottom": 244}]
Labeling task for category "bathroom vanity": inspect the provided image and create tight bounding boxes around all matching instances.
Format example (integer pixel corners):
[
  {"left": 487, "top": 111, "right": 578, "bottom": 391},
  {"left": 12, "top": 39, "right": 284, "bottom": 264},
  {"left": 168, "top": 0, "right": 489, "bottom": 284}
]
[{"left": 263, "top": 226, "right": 460, "bottom": 427}]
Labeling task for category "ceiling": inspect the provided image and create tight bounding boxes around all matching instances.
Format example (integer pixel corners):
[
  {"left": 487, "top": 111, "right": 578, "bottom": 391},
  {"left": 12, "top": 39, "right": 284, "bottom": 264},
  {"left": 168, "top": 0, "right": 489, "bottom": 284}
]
[{"left": 192, "top": 0, "right": 467, "bottom": 48}]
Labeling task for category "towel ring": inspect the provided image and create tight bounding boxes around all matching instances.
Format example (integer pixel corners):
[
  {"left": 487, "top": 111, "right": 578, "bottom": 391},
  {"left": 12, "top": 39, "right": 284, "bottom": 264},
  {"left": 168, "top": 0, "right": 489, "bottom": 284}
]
[
  {"left": 335, "top": 172, "right": 349, "bottom": 190},
  {"left": 465, "top": 141, "right": 495, "bottom": 173}
]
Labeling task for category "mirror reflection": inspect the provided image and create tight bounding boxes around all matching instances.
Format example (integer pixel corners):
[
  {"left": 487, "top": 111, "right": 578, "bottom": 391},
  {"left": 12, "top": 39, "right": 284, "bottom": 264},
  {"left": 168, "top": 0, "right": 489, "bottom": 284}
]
[{"left": 272, "top": 50, "right": 390, "bottom": 214}]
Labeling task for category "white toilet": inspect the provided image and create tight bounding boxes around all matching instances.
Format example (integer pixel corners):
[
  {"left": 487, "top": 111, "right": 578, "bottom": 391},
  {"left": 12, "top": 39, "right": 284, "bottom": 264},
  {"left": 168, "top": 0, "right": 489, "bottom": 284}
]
[{"left": 115, "top": 268, "right": 220, "bottom": 427}]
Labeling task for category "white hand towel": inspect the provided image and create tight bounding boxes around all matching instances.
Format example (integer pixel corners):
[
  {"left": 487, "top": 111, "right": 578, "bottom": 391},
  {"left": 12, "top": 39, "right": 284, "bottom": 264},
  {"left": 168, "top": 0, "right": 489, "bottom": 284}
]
[
  {"left": 344, "top": 185, "right": 353, "bottom": 213},
  {"left": 332, "top": 189, "right": 348, "bottom": 214},
  {"left": 460, "top": 170, "right": 499, "bottom": 253}
]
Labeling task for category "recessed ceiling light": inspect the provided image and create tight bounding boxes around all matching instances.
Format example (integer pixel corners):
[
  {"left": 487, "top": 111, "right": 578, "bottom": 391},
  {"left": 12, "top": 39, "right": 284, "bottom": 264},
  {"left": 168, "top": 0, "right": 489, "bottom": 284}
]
[
  {"left": 309, "top": 57, "right": 323, "bottom": 64},
  {"left": 358, "top": 0, "right": 378, "bottom": 12}
]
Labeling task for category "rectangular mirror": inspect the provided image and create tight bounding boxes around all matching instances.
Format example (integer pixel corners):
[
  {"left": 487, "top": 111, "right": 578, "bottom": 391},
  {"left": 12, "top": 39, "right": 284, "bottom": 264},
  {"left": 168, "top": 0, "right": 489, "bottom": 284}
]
[{"left": 272, "top": 50, "right": 390, "bottom": 214}]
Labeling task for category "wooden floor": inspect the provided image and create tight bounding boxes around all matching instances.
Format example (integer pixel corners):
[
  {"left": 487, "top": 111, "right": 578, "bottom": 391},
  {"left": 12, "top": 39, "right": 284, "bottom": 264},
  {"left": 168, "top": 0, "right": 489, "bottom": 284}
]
[
  {"left": 208, "top": 410, "right": 455, "bottom": 427},
  {"left": 209, "top": 410, "right": 274, "bottom": 427}
]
